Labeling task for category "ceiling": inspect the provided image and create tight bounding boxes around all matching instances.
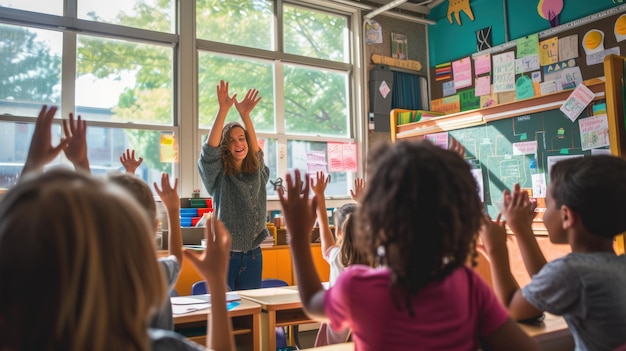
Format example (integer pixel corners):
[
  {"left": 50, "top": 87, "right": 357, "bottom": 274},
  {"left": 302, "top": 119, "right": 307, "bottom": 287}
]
[{"left": 343, "top": 0, "right": 446, "bottom": 16}]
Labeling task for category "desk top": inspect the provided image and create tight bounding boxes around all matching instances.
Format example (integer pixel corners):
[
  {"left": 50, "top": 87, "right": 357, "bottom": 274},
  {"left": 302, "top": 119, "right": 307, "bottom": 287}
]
[
  {"left": 173, "top": 298, "right": 261, "bottom": 325},
  {"left": 518, "top": 313, "right": 571, "bottom": 340},
  {"left": 303, "top": 342, "right": 354, "bottom": 350},
  {"left": 238, "top": 287, "right": 302, "bottom": 311}
]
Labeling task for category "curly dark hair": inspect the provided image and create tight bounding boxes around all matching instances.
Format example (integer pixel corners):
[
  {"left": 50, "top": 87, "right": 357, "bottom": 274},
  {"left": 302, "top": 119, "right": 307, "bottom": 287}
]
[
  {"left": 220, "top": 122, "right": 260, "bottom": 175},
  {"left": 549, "top": 155, "right": 626, "bottom": 238},
  {"left": 355, "top": 140, "right": 483, "bottom": 316}
]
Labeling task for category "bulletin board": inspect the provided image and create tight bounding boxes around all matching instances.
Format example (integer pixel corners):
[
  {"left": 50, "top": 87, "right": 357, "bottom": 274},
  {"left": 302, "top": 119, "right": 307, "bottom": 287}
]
[
  {"left": 430, "top": 6, "right": 626, "bottom": 103},
  {"left": 446, "top": 100, "right": 608, "bottom": 220}
]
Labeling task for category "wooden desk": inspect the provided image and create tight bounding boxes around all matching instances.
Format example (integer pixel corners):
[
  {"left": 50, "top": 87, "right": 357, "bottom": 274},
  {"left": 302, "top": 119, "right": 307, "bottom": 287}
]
[
  {"left": 303, "top": 342, "right": 354, "bottom": 350},
  {"left": 519, "top": 313, "right": 574, "bottom": 351},
  {"left": 173, "top": 298, "right": 261, "bottom": 351},
  {"left": 238, "top": 287, "right": 314, "bottom": 351}
]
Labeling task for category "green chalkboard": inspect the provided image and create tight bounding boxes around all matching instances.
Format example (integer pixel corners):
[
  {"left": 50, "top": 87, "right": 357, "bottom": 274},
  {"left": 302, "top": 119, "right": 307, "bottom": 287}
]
[{"left": 449, "top": 102, "right": 608, "bottom": 218}]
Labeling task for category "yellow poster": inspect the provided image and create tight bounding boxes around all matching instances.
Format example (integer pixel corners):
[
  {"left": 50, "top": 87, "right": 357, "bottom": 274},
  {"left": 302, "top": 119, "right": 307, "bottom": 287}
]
[
  {"left": 160, "top": 132, "right": 178, "bottom": 163},
  {"left": 539, "top": 37, "right": 559, "bottom": 66},
  {"left": 431, "top": 95, "right": 461, "bottom": 114}
]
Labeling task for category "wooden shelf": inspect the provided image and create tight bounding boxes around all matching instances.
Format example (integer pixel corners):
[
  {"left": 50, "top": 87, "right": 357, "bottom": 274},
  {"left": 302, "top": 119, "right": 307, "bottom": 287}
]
[{"left": 391, "top": 80, "right": 606, "bottom": 141}]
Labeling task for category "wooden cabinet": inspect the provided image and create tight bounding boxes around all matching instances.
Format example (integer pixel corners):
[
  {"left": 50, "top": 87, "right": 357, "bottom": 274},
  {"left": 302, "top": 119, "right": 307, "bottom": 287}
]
[{"left": 160, "top": 243, "right": 329, "bottom": 295}]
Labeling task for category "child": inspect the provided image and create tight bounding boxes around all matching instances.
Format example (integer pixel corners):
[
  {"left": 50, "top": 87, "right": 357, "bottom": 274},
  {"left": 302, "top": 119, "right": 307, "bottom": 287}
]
[
  {"left": 310, "top": 172, "right": 368, "bottom": 346},
  {"left": 0, "top": 106, "right": 234, "bottom": 350},
  {"left": 106, "top": 170, "right": 183, "bottom": 331},
  {"left": 480, "top": 155, "right": 626, "bottom": 351},
  {"left": 279, "top": 140, "right": 539, "bottom": 351},
  {"left": 198, "top": 80, "right": 269, "bottom": 290}
]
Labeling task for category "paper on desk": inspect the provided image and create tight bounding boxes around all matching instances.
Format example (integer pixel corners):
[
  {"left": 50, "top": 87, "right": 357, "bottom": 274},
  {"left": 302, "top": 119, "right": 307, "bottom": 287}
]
[{"left": 170, "top": 292, "right": 241, "bottom": 315}]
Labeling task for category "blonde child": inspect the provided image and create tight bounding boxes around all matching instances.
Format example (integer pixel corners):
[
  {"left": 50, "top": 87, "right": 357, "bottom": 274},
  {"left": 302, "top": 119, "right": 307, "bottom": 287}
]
[
  {"left": 480, "top": 155, "right": 626, "bottom": 351},
  {"left": 0, "top": 105, "right": 234, "bottom": 350},
  {"left": 279, "top": 140, "right": 539, "bottom": 351},
  {"left": 198, "top": 80, "right": 269, "bottom": 290}
]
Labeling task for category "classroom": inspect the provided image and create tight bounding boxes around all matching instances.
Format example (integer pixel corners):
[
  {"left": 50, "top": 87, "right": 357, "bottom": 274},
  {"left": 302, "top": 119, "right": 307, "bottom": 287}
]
[{"left": 1, "top": 1, "right": 626, "bottom": 351}]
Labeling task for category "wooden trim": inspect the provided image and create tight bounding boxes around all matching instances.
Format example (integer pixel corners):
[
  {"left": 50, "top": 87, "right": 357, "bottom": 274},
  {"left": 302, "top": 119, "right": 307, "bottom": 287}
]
[{"left": 371, "top": 54, "right": 422, "bottom": 71}]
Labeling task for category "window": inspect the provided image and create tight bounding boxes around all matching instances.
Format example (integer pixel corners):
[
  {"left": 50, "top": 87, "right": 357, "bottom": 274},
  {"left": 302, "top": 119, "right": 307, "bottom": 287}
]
[{"left": 0, "top": 0, "right": 362, "bottom": 200}]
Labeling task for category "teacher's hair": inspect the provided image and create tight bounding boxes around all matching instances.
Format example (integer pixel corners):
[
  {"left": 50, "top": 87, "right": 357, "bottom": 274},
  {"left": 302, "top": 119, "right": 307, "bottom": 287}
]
[{"left": 0, "top": 168, "right": 165, "bottom": 351}]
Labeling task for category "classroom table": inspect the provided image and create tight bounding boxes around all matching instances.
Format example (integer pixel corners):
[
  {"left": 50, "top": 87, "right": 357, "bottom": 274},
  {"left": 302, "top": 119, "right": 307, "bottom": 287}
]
[
  {"left": 518, "top": 313, "right": 575, "bottom": 351},
  {"left": 237, "top": 287, "right": 314, "bottom": 351},
  {"left": 173, "top": 298, "right": 261, "bottom": 351}
]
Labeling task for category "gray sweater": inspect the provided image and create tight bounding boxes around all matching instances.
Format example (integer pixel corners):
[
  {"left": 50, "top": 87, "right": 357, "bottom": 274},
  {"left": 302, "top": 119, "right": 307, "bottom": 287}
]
[{"left": 198, "top": 143, "right": 269, "bottom": 251}]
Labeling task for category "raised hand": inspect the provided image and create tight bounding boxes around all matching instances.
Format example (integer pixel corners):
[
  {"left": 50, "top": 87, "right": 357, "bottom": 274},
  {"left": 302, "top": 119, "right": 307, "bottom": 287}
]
[
  {"left": 120, "top": 149, "right": 144, "bottom": 174},
  {"left": 502, "top": 184, "right": 536, "bottom": 235},
  {"left": 310, "top": 171, "right": 330, "bottom": 198},
  {"left": 350, "top": 177, "right": 366, "bottom": 202},
  {"left": 478, "top": 213, "right": 508, "bottom": 256},
  {"left": 63, "top": 112, "right": 90, "bottom": 173},
  {"left": 22, "top": 105, "right": 70, "bottom": 176},
  {"left": 217, "top": 80, "right": 237, "bottom": 112},
  {"left": 153, "top": 173, "right": 179, "bottom": 213},
  {"left": 235, "top": 88, "right": 261, "bottom": 118},
  {"left": 278, "top": 170, "right": 317, "bottom": 245},
  {"left": 184, "top": 214, "right": 231, "bottom": 287}
]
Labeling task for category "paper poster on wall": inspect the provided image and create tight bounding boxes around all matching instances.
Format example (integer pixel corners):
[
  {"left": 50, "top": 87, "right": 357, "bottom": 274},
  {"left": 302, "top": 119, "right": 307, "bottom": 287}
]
[
  {"left": 391, "top": 32, "right": 408, "bottom": 60},
  {"left": 516, "top": 34, "right": 539, "bottom": 58},
  {"left": 435, "top": 62, "right": 452, "bottom": 81},
  {"left": 424, "top": 132, "right": 449, "bottom": 149},
  {"left": 475, "top": 76, "right": 491, "bottom": 96},
  {"left": 452, "top": 57, "right": 472, "bottom": 89},
  {"left": 516, "top": 75, "right": 535, "bottom": 100},
  {"left": 586, "top": 47, "right": 621, "bottom": 66},
  {"left": 160, "top": 132, "right": 178, "bottom": 162},
  {"left": 515, "top": 55, "right": 540, "bottom": 74},
  {"left": 379, "top": 80, "right": 391, "bottom": 99},
  {"left": 558, "top": 34, "right": 579, "bottom": 60},
  {"left": 512, "top": 141, "right": 538, "bottom": 155},
  {"left": 365, "top": 20, "right": 383, "bottom": 44},
  {"left": 560, "top": 83, "right": 596, "bottom": 122},
  {"left": 531, "top": 71, "right": 542, "bottom": 83},
  {"left": 474, "top": 53, "right": 491, "bottom": 75},
  {"left": 471, "top": 168, "right": 484, "bottom": 202},
  {"left": 615, "top": 14, "right": 626, "bottom": 42},
  {"left": 306, "top": 151, "right": 327, "bottom": 173},
  {"left": 480, "top": 93, "right": 498, "bottom": 108},
  {"left": 531, "top": 173, "right": 547, "bottom": 198},
  {"left": 459, "top": 88, "right": 481, "bottom": 111},
  {"left": 539, "top": 37, "right": 559, "bottom": 66},
  {"left": 582, "top": 29, "right": 605, "bottom": 55},
  {"left": 443, "top": 81, "right": 456, "bottom": 97},
  {"left": 476, "top": 27, "right": 492, "bottom": 51},
  {"left": 546, "top": 155, "right": 583, "bottom": 176},
  {"left": 579, "top": 114, "right": 610, "bottom": 151},
  {"left": 328, "top": 142, "right": 357, "bottom": 173},
  {"left": 492, "top": 51, "right": 515, "bottom": 93},
  {"left": 431, "top": 95, "right": 461, "bottom": 114}
]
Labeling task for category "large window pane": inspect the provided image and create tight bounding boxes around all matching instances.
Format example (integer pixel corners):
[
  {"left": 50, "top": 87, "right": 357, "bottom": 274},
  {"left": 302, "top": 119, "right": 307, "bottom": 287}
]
[
  {"left": 0, "top": 0, "right": 62, "bottom": 16},
  {"left": 284, "top": 5, "right": 349, "bottom": 63},
  {"left": 76, "top": 35, "right": 173, "bottom": 126},
  {"left": 0, "top": 121, "right": 63, "bottom": 188},
  {"left": 196, "top": 0, "right": 273, "bottom": 50},
  {"left": 198, "top": 52, "right": 274, "bottom": 131},
  {"left": 284, "top": 64, "right": 349, "bottom": 137},
  {"left": 78, "top": 0, "right": 174, "bottom": 33},
  {"left": 0, "top": 24, "right": 61, "bottom": 116},
  {"left": 287, "top": 140, "right": 350, "bottom": 197}
]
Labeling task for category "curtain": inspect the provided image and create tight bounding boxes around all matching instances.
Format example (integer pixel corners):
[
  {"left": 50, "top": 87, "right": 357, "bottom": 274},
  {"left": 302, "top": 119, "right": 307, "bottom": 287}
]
[{"left": 391, "top": 71, "right": 425, "bottom": 110}]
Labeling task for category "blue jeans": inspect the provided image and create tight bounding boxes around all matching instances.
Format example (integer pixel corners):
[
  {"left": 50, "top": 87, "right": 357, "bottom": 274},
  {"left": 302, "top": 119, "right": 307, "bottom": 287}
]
[{"left": 227, "top": 247, "right": 263, "bottom": 290}]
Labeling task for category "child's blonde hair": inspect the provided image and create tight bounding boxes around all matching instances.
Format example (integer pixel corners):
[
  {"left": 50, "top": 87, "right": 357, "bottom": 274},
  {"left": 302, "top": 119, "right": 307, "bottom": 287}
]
[
  {"left": 0, "top": 168, "right": 165, "bottom": 351},
  {"left": 340, "top": 214, "right": 370, "bottom": 267},
  {"left": 106, "top": 172, "right": 157, "bottom": 224}
]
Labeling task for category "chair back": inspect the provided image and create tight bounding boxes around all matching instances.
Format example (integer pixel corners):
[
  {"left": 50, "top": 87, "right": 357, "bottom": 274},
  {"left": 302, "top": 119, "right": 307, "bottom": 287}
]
[
  {"left": 262, "top": 278, "right": 289, "bottom": 288},
  {"left": 191, "top": 281, "right": 208, "bottom": 295}
]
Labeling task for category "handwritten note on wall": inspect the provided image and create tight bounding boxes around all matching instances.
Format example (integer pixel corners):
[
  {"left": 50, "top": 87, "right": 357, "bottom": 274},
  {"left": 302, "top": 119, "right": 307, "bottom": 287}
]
[
  {"left": 492, "top": 51, "right": 515, "bottom": 93},
  {"left": 328, "top": 142, "right": 357, "bottom": 172},
  {"left": 452, "top": 57, "right": 472, "bottom": 89}
]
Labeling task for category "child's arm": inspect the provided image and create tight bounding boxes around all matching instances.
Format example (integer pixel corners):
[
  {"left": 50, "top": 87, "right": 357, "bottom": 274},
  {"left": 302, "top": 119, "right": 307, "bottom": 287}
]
[
  {"left": 310, "top": 171, "right": 335, "bottom": 257},
  {"left": 349, "top": 177, "right": 366, "bottom": 203},
  {"left": 480, "top": 214, "right": 544, "bottom": 321},
  {"left": 120, "top": 149, "right": 143, "bottom": 174},
  {"left": 483, "top": 319, "right": 540, "bottom": 351},
  {"left": 153, "top": 173, "right": 183, "bottom": 265},
  {"left": 235, "top": 88, "right": 261, "bottom": 153},
  {"left": 22, "top": 105, "right": 71, "bottom": 177},
  {"left": 279, "top": 170, "right": 328, "bottom": 321},
  {"left": 62, "top": 112, "right": 90, "bottom": 173},
  {"left": 207, "top": 80, "right": 237, "bottom": 148},
  {"left": 184, "top": 215, "right": 235, "bottom": 351},
  {"left": 503, "top": 184, "right": 546, "bottom": 276}
]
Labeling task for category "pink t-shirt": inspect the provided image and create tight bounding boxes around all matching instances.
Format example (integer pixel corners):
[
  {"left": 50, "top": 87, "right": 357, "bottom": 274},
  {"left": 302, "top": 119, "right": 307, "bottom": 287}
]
[{"left": 324, "top": 265, "right": 509, "bottom": 351}]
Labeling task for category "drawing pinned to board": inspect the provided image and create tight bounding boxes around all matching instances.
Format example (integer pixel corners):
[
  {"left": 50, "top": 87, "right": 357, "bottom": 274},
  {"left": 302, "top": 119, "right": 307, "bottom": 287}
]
[
  {"left": 558, "top": 34, "right": 579, "bottom": 60},
  {"left": 539, "top": 37, "right": 559, "bottom": 66},
  {"left": 476, "top": 27, "right": 492, "bottom": 51},
  {"left": 615, "top": 14, "right": 626, "bottom": 42},
  {"left": 447, "top": 0, "right": 474, "bottom": 26},
  {"left": 365, "top": 19, "right": 383, "bottom": 44},
  {"left": 582, "top": 29, "right": 605, "bottom": 55},
  {"left": 537, "top": 0, "right": 563, "bottom": 27},
  {"left": 391, "top": 32, "right": 408, "bottom": 60}
]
